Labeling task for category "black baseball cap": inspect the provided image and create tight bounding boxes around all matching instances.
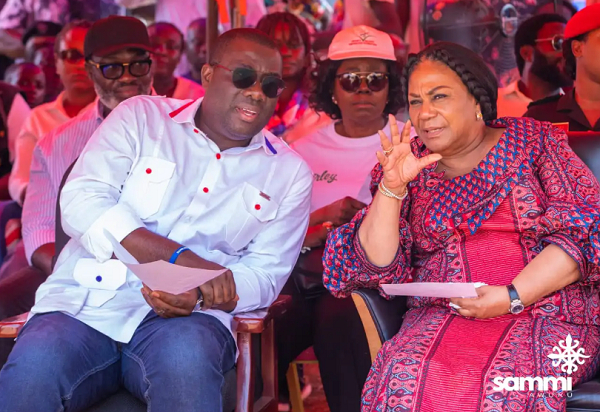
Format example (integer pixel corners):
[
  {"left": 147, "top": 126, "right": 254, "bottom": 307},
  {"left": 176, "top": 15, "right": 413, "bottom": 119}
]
[{"left": 84, "top": 16, "right": 153, "bottom": 59}]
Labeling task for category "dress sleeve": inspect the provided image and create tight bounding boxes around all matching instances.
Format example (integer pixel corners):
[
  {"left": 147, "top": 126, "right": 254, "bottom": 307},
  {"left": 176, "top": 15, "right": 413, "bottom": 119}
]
[
  {"left": 535, "top": 126, "right": 600, "bottom": 284},
  {"left": 322, "top": 163, "right": 413, "bottom": 298}
]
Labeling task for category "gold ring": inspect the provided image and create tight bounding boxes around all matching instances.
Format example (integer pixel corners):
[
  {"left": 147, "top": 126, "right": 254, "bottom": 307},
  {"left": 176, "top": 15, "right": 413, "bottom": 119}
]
[{"left": 383, "top": 147, "right": 394, "bottom": 156}]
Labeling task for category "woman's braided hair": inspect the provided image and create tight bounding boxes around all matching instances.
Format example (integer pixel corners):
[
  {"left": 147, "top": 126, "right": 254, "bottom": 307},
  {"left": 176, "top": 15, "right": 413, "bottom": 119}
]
[{"left": 401, "top": 42, "right": 499, "bottom": 121}]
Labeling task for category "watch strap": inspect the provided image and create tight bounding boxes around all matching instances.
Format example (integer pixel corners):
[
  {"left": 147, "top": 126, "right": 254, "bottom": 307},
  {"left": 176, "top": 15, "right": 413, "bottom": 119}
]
[{"left": 507, "top": 284, "right": 520, "bottom": 302}]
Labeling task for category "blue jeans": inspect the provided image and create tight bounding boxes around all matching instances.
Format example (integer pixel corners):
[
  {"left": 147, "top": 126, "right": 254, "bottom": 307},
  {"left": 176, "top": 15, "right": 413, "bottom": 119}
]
[{"left": 0, "top": 311, "right": 236, "bottom": 412}]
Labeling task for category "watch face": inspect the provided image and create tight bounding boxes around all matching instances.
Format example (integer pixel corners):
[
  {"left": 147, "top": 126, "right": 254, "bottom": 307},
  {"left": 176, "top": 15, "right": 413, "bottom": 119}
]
[{"left": 511, "top": 302, "right": 525, "bottom": 314}]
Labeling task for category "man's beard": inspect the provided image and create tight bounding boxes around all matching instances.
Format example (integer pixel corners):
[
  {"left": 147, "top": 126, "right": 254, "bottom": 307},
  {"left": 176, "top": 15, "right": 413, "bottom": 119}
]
[{"left": 530, "top": 50, "right": 573, "bottom": 89}]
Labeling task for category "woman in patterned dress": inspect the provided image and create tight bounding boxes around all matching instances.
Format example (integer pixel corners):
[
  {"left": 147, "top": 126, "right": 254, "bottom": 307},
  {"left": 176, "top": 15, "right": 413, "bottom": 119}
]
[{"left": 322, "top": 41, "right": 600, "bottom": 411}]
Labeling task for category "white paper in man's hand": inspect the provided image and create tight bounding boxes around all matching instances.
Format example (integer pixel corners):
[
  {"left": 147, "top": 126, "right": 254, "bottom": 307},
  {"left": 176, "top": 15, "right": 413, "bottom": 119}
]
[
  {"left": 380, "top": 282, "right": 485, "bottom": 298},
  {"left": 107, "top": 231, "right": 227, "bottom": 295}
]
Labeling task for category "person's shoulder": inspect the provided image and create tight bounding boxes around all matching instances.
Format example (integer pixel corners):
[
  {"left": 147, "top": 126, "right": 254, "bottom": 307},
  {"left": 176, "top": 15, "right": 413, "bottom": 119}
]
[
  {"left": 526, "top": 94, "right": 561, "bottom": 111},
  {"left": 289, "top": 121, "right": 332, "bottom": 151},
  {"left": 265, "top": 130, "right": 312, "bottom": 179},
  {"left": 36, "top": 107, "right": 96, "bottom": 153}
]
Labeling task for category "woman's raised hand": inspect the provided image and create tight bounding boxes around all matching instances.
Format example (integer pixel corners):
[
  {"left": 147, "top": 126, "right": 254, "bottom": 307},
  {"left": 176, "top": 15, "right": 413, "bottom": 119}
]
[{"left": 376, "top": 114, "right": 442, "bottom": 194}]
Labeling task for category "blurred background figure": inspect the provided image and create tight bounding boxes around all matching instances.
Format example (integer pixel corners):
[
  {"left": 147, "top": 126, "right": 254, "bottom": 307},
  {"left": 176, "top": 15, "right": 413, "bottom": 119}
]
[
  {"left": 22, "top": 21, "right": 62, "bottom": 102},
  {"left": 256, "top": 12, "right": 311, "bottom": 137},
  {"left": 147, "top": 22, "right": 204, "bottom": 99},
  {"left": 3, "top": 62, "right": 45, "bottom": 107},
  {"left": 497, "top": 13, "right": 570, "bottom": 117},
  {"left": 183, "top": 18, "right": 207, "bottom": 85},
  {"left": 9, "top": 19, "right": 95, "bottom": 206}
]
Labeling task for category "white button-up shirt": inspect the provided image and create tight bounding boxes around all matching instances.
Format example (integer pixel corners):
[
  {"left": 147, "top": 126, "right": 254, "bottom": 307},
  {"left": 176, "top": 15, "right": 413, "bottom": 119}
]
[{"left": 30, "top": 96, "right": 313, "bottom": 344}]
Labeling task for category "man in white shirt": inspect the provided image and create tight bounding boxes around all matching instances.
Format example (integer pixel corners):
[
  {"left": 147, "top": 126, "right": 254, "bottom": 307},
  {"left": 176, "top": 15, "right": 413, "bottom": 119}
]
[
  {"left": 0, "top": 27, "right": 312, "bottom": 412},
  {"left": 497, "top": 14, "right": 571, "bottom": 117},
  {"left": 0, "top": 15, "right": 154, "bottom": 371},
  {"left": 9, "top": 19, "right": 96, "bottom": 206},
  {"left": 147, "top": 22, "right": 205, "bottom": 100}
]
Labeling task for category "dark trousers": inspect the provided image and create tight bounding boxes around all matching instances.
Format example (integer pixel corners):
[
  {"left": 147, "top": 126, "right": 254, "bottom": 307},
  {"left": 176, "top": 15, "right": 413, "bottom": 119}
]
[
  {"left": 0, "top": 242, "right": 46, "bottom": 367},
  {"left": 276, "top": 278, "right": 372, "bottom": 412}
]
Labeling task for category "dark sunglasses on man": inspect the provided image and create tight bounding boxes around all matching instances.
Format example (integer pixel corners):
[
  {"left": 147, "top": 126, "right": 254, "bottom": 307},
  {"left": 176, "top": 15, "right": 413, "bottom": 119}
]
[
  {"left": 212, "top": 64, "right": 286, "bottom": 99},
  {"left": 534, "top": 34, "right": 564, "bottom": 51},
  {"left": 336, "top": 72, "right": 389, "bottom": 93},
  {"left": 58, "top": 49, "right": 85, "bottom": 64},
  {"left": 87, "top": 59, "right": 153, "bottom": 80}
]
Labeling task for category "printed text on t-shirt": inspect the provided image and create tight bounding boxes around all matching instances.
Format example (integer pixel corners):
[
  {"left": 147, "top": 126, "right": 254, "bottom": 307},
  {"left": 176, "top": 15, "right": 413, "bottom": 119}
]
[{"left": 314, "top": 170, "right": 338, "bottom": 183}]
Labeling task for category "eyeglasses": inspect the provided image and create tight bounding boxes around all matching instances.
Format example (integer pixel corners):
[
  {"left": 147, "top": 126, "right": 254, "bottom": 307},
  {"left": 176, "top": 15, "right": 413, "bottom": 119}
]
[
  {"left": 535, "top": 35, "right": 564, "bottom": 51},
  {"left": 87, "top": 59, "right": 152, "bottom": 80},
  {"left": 212, "top": 64, "right": 285, "bottom": 99},
  {"left": 58, "top": 49, "right": 84, "bottom": 64},
  {"left": 336, "top": 72, "right": 389, "bottom": 93}
]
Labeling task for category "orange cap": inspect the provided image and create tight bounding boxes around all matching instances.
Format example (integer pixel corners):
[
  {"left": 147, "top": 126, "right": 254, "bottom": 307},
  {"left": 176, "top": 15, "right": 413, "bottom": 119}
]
[
  {"left": 564, "top": 3, "right": 600, "bottom": 39},
  {"left": 327, "top": 25, "right": 396, "bottom": 61}
]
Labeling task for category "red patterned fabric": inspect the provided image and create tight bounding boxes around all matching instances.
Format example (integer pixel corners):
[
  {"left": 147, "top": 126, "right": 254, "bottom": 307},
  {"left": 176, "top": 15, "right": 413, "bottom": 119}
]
[{"left": 323, "top": 117, "right": 600, "bottom": 411}]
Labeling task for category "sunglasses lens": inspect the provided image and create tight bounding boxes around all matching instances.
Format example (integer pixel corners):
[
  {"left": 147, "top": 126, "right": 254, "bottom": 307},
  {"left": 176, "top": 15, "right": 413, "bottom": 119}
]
[
  {"left": 129, "top": 60, "right": 152, "bottom": 77},
  {"left": 61, "top": 49, "right": 84, "bottom": 64},
  {"left": 261, "top": 76, "right": 286, "bottom": 98},
  {"left": 339, "top": 74, "right": 360, "bottom": 93},
  {"left": 367, "top": 74, "right": 389, "bottom": 92},
  {"left": 232, "top": 67, "right": 258, "bottom": 90},
  {"left": 553, "top": 37, "right": 564, "bottom": 51},
  {"left": 101, "top": 64, "right": 124, "bottom": 80}
]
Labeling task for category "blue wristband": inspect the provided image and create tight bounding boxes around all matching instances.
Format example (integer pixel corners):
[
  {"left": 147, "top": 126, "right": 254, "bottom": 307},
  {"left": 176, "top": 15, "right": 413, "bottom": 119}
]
[{"left": 169, "top": 246, "right": 190, "bottom": 264}]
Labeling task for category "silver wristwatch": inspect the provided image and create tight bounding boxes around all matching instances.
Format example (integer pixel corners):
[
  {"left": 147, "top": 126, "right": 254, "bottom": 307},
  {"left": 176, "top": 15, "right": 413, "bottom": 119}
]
[
  {"left": 193, "top": 288, "right": 204, "bottom": 311},
  {"left": 507, "top": 284, "right": 524, "bottom": 314}
]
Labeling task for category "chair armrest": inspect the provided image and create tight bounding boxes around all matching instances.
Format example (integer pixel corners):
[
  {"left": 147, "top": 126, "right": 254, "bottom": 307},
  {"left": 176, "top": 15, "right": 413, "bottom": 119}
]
[
  {"left": 233, "top": 295, "right": 292, "bottom": 334},
  {"left": 0, "top": 312, "right": 29, "bottom": 338},
  {"left": 351, "top": 289, "right": 407, "bottom": 362}
]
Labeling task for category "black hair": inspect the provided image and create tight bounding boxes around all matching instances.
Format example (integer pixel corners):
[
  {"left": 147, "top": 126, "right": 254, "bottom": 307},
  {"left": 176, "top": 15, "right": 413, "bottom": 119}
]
[
  {"left": 148, "top": 22, "right": 185, "bottom": 51},
  {"left": 402, "top": 42, "right": 498, "bottom": 121},
  {"left": 22, "top": 21, "right": 63, "bottom": 46},
  {"left": 209, "top": 28, "right": 279, "bottom": 65},
  {"left": 563, "top": 32, "right": 589, "bottom": 80},
  {"left": 309, "top": 58, "right": 404, "bottom": 120},
  {"left": 255, "top": 12, "right": 311, "bottom": 52},
  {"left": 53, "top": 20, "right": 93, "bottom": 55},
  {"left": 533, "top": 0, "right": 578, "bottom": 18},
  {"left": 513, "top": 13, "right": 567, "bottom": 75}
]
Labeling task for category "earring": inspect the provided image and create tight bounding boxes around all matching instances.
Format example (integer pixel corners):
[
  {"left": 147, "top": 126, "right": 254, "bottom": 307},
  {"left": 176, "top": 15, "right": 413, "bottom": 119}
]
[
  {"left": 476, "top": 111, "right": 483, "bottom": 121},
  {"left": 332, "top": 96, "right": 338, "bottom": 105}
]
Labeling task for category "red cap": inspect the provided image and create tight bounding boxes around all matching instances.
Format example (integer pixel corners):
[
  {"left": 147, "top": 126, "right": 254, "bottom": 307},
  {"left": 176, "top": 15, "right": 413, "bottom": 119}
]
[
  {"left": 328, "top": 26, "right": 396, "bottom": 61},
  {"left": 564, "top": 3, "right": 600, "bottom": 39},
  {"left": 84, "top": 16, "right": 153, "bottom": 59}
]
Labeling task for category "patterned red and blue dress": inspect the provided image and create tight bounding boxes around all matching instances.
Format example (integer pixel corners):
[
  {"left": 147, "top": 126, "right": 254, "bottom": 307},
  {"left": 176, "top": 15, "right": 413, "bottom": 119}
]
[{"left": 323, "top": 117, "right": 600, "bottom": 411}]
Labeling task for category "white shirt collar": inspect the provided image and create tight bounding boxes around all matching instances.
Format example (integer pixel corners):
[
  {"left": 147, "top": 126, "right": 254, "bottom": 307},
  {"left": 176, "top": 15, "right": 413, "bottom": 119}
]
[{"left": 168, "top": 97, "right": 277, "bottom": 156}]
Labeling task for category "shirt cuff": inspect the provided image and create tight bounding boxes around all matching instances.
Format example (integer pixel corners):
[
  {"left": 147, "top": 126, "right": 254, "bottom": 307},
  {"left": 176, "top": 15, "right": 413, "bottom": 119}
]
[
  {"left": 228, "top": 263, "right": 266, "bottom": 315},
  {"left": 9, "top": 178, "right": 27, "bottom": 205},
  {"left": 79, "top": 203, "right": 144, "bottom": 262}
]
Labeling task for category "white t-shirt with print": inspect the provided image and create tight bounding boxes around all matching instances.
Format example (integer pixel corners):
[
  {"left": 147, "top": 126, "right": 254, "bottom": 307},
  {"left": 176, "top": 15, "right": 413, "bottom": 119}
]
[{"left": 291, "top": 120, "right": 406, "bottom": 213}]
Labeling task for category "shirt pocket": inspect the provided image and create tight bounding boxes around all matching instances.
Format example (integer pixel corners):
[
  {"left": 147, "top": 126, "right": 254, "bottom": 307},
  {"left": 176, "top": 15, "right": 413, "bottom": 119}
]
[
  {"left": 121, "top": 157, "right": 176, "bottom": 220},
  {"left": 225, "top": 182, "right": 280, "bottom": 251}
]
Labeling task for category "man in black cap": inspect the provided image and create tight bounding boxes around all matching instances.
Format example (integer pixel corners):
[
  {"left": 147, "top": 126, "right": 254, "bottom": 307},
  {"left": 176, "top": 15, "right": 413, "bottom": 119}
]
[
  {"left": 0, "top": 15, "right": 153, "bottom": 372},
  {"left": 0, "top": 24, "right": 311, "bottom": 412},
  {"left": 524, "top": 4, "right": 600, "bottom": 131}
]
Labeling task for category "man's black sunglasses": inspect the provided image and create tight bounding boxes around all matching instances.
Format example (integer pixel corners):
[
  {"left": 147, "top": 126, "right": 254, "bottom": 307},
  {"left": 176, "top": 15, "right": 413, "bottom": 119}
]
[
  {"left": 212, "top": 64, "right": 285, "bottom": 98},
  {"left": 87, "top": 59, "right": 152, "bottom": 80}
]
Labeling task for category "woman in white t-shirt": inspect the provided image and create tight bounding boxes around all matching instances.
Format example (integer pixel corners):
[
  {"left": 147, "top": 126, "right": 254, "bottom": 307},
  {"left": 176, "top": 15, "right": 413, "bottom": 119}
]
[{"left": 276, "top": 25, "right": 410, "bottom": 412}]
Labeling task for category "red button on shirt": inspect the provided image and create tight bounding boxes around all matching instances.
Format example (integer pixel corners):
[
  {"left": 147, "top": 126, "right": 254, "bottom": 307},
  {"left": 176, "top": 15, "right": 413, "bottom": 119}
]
[
  {"left": 203, "top": 187, "right": 209, "bottom": 193},
  {"left": 194, "top": 129, "right": 199, "bottom": 134},
  {"left": 216, "top": 153, "right": 221, "bottom": 160},
  {"left": 146, "top": 168, "right": 152, "bottom": 174},
  {"left": 255, "top": 204, "right": 261, "bottom": 210}
]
